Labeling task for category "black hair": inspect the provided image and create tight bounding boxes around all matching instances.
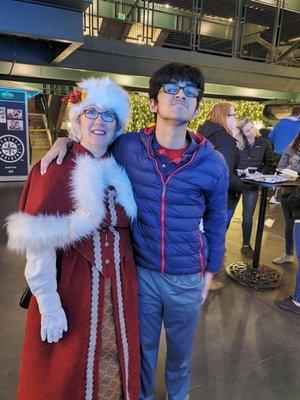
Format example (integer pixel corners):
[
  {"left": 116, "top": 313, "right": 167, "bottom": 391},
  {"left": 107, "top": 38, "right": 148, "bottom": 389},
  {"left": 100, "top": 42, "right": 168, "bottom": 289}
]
[
  {"left": 149, "top": 63, "right": 205, "bottom": 106},
  {"left": 291, "top": 106, "right": 300, "bottom": 117}
]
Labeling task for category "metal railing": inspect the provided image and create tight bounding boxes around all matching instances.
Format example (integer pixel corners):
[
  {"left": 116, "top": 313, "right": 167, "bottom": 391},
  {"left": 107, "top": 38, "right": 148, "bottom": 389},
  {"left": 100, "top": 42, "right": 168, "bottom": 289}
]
[{"left": 83, "top": 0, "right": 300, "bottom": 67}]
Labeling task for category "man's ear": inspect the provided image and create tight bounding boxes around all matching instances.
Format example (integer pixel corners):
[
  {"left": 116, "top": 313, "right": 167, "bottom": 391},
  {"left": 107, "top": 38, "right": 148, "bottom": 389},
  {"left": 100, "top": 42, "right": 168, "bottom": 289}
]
[{"left": 149, "top": 99, "right": 158, "bottom": 113}]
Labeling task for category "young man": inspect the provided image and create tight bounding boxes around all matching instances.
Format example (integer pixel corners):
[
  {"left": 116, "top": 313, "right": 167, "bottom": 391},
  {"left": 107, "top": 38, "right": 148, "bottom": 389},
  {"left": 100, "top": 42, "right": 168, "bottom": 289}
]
[{"left": 40, "top": 63, "right": 229, "bottom": 400}]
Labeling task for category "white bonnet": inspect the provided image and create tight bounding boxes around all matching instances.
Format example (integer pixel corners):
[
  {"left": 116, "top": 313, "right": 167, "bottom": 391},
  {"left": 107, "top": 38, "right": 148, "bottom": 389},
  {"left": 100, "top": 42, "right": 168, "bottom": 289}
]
[{"left": 68, "top": 76, "right": 130, "bottom": 141}]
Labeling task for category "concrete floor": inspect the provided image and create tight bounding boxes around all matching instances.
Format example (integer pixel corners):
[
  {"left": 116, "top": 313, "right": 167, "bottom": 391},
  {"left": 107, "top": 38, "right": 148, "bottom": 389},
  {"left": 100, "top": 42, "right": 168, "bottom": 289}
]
[{"left": 0, "top": 182, "right": 299, "bottom": 400}]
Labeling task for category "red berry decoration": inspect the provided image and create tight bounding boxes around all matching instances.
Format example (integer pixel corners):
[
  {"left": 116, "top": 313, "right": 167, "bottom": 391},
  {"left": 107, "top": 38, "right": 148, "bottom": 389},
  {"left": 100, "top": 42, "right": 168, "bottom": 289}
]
[
  {"left": 61, "top": 90, "right": 82, "bottom": 105},
  {"left": 61, "top": 96, "right": 68, "bottom": 104},
  {"left": 74, "top": 91, "right": 82, "bottom": 100}
]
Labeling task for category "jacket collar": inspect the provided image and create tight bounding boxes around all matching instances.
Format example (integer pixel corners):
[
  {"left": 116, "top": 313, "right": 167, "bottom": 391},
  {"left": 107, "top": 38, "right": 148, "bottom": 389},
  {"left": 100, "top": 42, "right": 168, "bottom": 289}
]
[{"left": 140, "top": 126, "right": 206, "bottom": 160}]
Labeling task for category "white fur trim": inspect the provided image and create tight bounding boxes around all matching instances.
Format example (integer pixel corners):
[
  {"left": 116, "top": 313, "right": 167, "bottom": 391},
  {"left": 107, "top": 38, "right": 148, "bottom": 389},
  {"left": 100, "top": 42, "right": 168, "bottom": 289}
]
[
  {"left": 92, "top": 231, "right": 103, "bottom": 274},
  {"left": 107, "top": 189, "right": 130, "bottom": 400},
  {"left": 104, "top": 156, "right": 137, "bottom": 222},
  {"left": 85, "top": 267, "right": 100, "bottom": 400},
  {"left": 7, "top": 154, "right": 137, "bottom": 252}
]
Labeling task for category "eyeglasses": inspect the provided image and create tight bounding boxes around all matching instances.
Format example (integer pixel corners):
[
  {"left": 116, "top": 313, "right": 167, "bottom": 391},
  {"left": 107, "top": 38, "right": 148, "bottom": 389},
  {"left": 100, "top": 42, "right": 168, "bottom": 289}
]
[
  {"left": 81, "top": 109, "right": 117, "bottom": 122},
  {"left": 162, "top": 83, "right": 201, "bottom": 98}
]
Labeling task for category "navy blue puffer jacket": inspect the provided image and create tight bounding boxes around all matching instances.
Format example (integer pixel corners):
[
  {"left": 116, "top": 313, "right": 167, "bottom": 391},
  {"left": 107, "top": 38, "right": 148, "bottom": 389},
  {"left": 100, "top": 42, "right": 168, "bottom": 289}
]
[{"left": 112, "top": 127, "right": 229, "bottom": 275}]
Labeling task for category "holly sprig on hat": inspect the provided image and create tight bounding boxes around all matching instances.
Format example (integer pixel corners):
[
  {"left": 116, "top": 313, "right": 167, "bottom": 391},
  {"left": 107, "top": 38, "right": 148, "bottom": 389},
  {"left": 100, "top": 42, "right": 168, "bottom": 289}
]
[{"left": 61, "top": 90, "right": 83, "bottom": 105}]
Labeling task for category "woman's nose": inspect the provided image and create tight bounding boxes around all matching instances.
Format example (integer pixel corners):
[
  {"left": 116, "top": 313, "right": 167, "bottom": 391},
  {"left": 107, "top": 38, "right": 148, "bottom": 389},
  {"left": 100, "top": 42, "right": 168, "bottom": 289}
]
[{"left": 93, "top": 115, "right": 103, "bottom": 126}]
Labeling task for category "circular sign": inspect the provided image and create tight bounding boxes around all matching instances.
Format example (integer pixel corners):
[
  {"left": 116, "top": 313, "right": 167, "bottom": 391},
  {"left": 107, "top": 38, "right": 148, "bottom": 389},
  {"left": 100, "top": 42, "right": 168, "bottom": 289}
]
[
  {"left": 0, "top": 91, "right": 14, "bottom": 100},
  {"left": 0, "top": 135, "right": 25, "bottom": 163}
]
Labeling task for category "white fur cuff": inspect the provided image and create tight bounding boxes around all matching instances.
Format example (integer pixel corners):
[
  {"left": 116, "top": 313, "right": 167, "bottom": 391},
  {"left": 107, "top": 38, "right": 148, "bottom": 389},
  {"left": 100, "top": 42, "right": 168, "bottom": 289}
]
[{"left": 6, "top": 211, "right": 98, "bottom": 252}]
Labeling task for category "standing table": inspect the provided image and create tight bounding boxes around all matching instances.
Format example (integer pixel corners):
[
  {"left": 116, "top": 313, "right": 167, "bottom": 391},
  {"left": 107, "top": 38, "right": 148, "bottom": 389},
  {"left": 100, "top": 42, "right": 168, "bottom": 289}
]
[{"left": 226, "top": 178, "right": 300, "bottom": 290}]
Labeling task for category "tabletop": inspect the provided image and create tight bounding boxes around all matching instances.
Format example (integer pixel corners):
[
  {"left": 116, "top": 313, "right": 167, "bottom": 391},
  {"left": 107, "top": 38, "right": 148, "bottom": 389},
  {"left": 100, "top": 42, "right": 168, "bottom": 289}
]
[{"left": 241, "top": 177, "right": 300, "bottom": 189}]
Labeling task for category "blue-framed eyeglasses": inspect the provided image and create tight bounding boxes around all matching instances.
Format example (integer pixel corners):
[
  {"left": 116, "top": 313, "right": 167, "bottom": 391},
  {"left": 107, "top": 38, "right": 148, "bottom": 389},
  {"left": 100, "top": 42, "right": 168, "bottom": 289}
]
[
  {"left": 81, "top": 109, "right": 117, "bottom": 122},
  {"left": 162, "top": 83, "right": 201, "bottom": 98}
]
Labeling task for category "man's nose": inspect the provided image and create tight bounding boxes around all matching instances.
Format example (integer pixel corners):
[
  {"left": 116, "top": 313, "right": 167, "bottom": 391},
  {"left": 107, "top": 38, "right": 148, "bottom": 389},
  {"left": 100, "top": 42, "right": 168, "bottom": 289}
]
[{"left": 175, "top": 88, "right": 186, "bottom": 98}]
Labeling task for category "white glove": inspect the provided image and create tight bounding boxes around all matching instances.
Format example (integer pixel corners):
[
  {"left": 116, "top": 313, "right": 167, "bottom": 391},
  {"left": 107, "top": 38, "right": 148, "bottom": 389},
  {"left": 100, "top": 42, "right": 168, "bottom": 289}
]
[
  {"left": 25, "top": 248, "right": 67, "bottom": 342},
  {"left": 25, "top": 247, "right": 61, "bottom": 313},
  {"left": 41, "top": 306, "right": 68, "bottom": 343}
]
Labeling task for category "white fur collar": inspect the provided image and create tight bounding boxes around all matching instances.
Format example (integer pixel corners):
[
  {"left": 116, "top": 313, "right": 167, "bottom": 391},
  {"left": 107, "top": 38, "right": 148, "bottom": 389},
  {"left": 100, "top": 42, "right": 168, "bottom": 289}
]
[
  {"left": 7, "top": 154, "right": 137, "bottom": 252},
  {"left": 72, "top": 154, "right": 137, "bottom": 222}
]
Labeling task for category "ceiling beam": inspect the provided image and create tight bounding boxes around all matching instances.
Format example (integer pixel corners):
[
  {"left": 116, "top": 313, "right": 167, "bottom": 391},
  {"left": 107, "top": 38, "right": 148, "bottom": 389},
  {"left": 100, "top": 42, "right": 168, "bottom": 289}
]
[{"left": 57, "top": 37, "right": 300, "bottom": 94}]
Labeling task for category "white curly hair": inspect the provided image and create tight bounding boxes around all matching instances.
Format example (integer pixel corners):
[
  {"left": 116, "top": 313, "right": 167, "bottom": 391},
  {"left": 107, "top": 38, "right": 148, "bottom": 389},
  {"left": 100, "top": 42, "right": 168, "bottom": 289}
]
[{"left": 68, "top": 77, "right": 130, "bottom": 142}]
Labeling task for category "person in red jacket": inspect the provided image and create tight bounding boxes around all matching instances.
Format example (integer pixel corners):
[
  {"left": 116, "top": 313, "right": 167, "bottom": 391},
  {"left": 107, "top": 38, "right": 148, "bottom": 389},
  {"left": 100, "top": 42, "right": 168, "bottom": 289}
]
[{"left": 7, "top": 77, "right": 140, "bottom": 400}]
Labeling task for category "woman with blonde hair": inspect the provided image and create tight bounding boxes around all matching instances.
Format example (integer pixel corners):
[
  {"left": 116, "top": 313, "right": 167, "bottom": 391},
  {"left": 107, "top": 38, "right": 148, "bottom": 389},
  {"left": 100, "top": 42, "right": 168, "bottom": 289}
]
[
  {"left": 199, "top": 102, "right": 243, "bottom": 290},
  {"left": 199, "top": 102, "right": 243, "bottom": 224},
  {"left": 234, "top": 118, "right": 274, "bottom": 257}
]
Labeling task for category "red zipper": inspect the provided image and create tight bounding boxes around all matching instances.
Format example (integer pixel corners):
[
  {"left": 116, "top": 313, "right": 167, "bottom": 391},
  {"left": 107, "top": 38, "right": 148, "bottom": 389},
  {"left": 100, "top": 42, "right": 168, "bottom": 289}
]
[
  {"left": 146, "top": 136, "right": 197, "bottom": 273},
  {"left": 161, "top": 184, "right": 167, "bottom": 273}
]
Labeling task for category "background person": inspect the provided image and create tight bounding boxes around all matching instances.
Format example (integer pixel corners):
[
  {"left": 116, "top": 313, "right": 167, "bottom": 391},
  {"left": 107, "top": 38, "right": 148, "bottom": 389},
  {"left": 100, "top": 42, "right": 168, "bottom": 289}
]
[
  {"left": 7, "top": 77, "right": 140, "bottom": 400},
  {"left": 273, "top": 131, "right": 300, "bottom": 265},
  {"left": 199, "top": 102, "right": 243, "bottom": 224},
  {"left": 268, "top": 106, "right": 300, "bottom": 204},
  {"left": 268, "top": 106, "right": 300, "bottom": 157},
  {"left": 277, "top": 130, "right": 300, "bottom": 173},
  {"left": 234, "top": 118, "right": 275, "bottom": 257},
  {"left": 275, "top": 186, "right": 300, "bottom": 315},
  {"left": 199, "top": 102, "right": 243, "bottom": 290}
]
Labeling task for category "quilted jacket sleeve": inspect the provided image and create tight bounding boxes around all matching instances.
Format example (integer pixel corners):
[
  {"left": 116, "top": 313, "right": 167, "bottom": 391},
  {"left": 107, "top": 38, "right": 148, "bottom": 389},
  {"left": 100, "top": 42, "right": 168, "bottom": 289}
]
[{"left": 203, "top": 159, "right": 229, "bottom": 273}]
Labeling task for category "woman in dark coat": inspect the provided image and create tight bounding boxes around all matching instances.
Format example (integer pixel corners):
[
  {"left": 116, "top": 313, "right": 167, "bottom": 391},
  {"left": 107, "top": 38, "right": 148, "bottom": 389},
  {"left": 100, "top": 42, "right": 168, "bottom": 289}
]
[
  {"left": 234, "top": 118, "right": 275, "bottom": 257},
  {"left": 275, "top": 186, "right": 300, "bottom": 315},
  {"left": 199, "top": 102, "right": 243, "bottom": 221},
  {"left": 273, "top": 131, "right": 300, "bottom": 264},
  {"left": 198, "top": 102, "right": 243, "bottom": 290}
]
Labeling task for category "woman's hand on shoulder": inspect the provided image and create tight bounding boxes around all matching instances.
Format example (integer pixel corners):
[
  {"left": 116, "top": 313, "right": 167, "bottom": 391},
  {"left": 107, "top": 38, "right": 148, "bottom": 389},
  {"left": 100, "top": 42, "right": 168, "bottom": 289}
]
[{"left": 40, "top": 137, "right": 71, "bottom": 175}]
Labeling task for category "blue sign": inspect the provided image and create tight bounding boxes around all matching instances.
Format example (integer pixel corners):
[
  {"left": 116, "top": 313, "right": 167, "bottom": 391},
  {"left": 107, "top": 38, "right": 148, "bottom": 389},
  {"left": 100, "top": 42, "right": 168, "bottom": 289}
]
[{"left": 0, "top": 88, "right": 29, "bottom": 181}]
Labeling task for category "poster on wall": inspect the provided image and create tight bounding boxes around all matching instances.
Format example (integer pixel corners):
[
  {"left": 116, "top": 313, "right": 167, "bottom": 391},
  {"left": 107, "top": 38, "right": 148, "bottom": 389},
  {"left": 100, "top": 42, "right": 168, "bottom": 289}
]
[{"left": 0, "top": 88, "right": 30, "bottom": 181}]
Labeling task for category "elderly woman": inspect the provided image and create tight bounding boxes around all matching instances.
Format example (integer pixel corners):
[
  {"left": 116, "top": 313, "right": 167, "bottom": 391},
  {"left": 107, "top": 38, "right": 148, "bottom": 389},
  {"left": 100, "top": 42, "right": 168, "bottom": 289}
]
[
  {"left": 234, "top": 118, "right": 274, "bottom": 257},
  {"left": 7, "top": 77, "right": 140, "bottom": 400}
]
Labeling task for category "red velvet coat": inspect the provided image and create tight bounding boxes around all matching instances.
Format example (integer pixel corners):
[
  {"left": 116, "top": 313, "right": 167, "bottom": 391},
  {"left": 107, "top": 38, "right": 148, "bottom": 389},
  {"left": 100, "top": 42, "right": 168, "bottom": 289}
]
[{"left": 7, "top": 143, "right": 140, "bottom": 400}]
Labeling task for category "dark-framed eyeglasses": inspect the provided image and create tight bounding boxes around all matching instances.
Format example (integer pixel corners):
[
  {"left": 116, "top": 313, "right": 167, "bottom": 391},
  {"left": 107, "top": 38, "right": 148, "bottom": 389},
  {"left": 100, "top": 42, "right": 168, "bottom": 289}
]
[
  {"left": 81, "top": 108, "right": 117, "bottom": 122},
  {"left": 162, "top": 83, "right": 201, "bottom": 99}
]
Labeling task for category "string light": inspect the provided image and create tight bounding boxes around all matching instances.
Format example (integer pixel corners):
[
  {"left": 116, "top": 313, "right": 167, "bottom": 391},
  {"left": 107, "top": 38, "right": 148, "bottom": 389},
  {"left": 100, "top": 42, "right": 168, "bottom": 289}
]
[{"left": 126, "top": 94, "right": 265, "bottom": 132}]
